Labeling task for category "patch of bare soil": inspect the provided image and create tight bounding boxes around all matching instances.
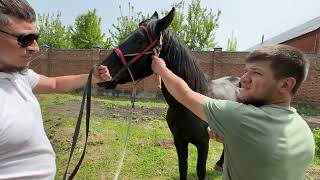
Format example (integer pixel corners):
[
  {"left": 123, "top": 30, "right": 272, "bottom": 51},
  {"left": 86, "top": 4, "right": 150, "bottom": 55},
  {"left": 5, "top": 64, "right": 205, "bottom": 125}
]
[
  {"left": 305, "top": 117, "right": 320, "bottom": 130},
  {"left": 48, "top": 100, "right": 320, "bottom": 130},
  {"left": 48, "top": 100, "right": 167, "bottom": 123},
  {"left": 307, "top": 166, "right": 320, "bottom": 179},
  {"left": 54, "top": 127, "right": 104, "bottom": 144},
  {"left": 54, "top": 127, "right": 75, "bottom": 143},
  {"left": 154, "top": 139, "right": 174, "bottom": 149}
]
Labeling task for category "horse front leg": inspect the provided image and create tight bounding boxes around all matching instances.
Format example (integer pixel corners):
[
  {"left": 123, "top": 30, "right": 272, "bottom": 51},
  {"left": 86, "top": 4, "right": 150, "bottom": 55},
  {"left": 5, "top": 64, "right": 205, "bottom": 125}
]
[
  {"left": 214, "top": 148, "right": 224, "bottom": 173},
  {"left": 174, "top": 136, "right": 188, "bottom": 180},
  {"left": 196, "top": 141, "right": 209, "bottom": 180}
]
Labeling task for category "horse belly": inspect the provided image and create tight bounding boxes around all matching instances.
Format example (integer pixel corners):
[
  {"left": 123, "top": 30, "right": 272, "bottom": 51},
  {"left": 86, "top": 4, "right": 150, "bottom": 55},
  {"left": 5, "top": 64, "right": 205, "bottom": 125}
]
[{"left": 166, "top": 108, "right": 209, "bottom": 143}]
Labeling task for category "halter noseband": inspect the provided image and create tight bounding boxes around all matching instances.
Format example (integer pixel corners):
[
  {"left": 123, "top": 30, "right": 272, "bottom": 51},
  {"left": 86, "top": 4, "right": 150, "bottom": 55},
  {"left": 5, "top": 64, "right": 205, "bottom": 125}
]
[{"left": 111, "top": 25, "right": 162, "bottom": 82}]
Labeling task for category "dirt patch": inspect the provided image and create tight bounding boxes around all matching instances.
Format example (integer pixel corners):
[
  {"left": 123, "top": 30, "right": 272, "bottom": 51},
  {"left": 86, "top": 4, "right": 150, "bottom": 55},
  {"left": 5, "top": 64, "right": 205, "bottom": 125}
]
[
  {"left": 154, "top": 139, "right": 174, "bottom": 149},
  {"left": 54, "top": 128, "right": 75, "bottom": 143},
  {"left": 48, "top": 100, "right": 320, "bottom": 130},
  {"left": 48, "top": 100, "right": 167, "bottom": 123},
  {"left": 54, "top": 126, "right": 105, "bottom": 143},
  {"left": 305, "top": 117, "right": 320, "bottom": 130},
  {"left": 307, "top": 166, "right": 320, "bottom": 179}
]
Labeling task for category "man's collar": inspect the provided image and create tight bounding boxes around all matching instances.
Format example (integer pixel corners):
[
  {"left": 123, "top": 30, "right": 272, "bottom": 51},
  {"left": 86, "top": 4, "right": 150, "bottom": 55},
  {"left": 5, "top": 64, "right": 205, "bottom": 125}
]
[{"left": 0, "top": 72, "right": 17, "bottom": 80}]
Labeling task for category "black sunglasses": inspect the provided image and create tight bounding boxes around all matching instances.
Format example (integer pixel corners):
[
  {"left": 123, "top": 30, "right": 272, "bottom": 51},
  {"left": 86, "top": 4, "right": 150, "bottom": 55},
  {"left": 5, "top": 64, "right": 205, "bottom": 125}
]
[{"left": 0, "top": 29, "right": 39, "bottom": 48}]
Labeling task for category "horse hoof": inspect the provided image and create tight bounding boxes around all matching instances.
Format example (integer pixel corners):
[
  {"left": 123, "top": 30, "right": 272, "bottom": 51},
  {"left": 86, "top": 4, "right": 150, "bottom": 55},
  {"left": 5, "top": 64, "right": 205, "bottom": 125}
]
[{"left": 214, "top": 164, "right": 223, "bottom": 175}]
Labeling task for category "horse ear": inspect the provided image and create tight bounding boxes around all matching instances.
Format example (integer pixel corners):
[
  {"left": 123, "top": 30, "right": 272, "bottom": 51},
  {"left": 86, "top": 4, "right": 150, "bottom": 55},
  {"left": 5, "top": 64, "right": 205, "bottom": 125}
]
[
  {"left": 155, "top": 7, "right": 175, "bottom": 33},
  {"left": 151, "top": 11, "right": 159, "bottom": 19}
]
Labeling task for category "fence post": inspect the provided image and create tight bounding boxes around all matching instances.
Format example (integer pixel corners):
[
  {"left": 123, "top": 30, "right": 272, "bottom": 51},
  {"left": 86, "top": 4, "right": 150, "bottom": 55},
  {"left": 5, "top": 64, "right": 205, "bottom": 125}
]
[
  {"left": 92, "top": 45, "right": 101, "bottom": 66},
  {"left": 39, "top": 44, "right": 51, "bottom": 77},
  {"left": 213, "top": 46, "right": 222, "bottom": 79}
]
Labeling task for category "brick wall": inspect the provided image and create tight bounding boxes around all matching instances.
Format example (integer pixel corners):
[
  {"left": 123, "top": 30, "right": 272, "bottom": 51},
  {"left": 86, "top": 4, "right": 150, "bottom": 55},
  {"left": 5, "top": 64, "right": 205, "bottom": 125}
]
[{"left": 30, "top": 48, "right": 320, "bottom": 103}]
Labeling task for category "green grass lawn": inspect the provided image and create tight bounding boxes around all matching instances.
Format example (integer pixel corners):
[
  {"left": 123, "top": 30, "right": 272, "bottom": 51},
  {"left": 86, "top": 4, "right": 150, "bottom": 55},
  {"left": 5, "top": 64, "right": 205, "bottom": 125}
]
[
  {"left": 39, "top": 94, "right": 320, "bottom": 180},
  {"left": 40, "top": 94, "right": 223, "bottom": 179}
]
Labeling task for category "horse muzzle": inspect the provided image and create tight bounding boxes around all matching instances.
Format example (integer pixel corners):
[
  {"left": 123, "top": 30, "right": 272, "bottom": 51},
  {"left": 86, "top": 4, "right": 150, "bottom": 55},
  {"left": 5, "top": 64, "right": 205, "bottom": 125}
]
[{"left": 97, "top": 80, "right": 118, "bottom": 89}]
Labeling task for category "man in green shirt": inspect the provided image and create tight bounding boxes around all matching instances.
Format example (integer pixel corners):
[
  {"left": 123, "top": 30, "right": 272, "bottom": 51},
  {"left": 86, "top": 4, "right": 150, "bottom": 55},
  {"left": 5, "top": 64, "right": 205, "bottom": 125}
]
[{"left": 151, "top": 44, "right": 315, "bottom": 180}]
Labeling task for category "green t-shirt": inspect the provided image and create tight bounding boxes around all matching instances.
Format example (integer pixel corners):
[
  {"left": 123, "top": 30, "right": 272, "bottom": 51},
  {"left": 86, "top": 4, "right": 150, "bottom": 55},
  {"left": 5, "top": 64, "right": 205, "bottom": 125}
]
[{"left": 203, "top": 98, "right": 315, "bottom": 180}]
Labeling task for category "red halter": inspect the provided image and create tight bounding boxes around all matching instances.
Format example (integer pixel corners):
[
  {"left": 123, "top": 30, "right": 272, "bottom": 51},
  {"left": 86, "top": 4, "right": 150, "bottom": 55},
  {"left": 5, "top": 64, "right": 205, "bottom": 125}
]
[{"left": 113, "top": 25, "right": 159, "bottom": 66}]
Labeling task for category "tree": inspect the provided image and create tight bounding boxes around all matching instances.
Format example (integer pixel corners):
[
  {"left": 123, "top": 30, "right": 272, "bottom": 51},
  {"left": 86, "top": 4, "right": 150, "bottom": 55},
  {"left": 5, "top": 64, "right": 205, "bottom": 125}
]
[
  {"left": 226, "top": 30, "right": 238, "bottom": 52},
  {"left": 109, "top": 0, "right": 220, "bottom": 51},
  {"left": 71, "top": 9, "right": 110, "bottom": 49},
  {"left": 163, "top": 1, "right": 185, "bottom": 41},
  {"left": 183, "top": 0, "right": 220, "bottom": 50},
  {"left": 37, "top": 12, "right": 73, "bottom": 48},
  {"left": 162, "top": 0, "right": 220, "bottom": 50},
  {"left": 108, "top": 2, "right": 146, "bottom": 46}
]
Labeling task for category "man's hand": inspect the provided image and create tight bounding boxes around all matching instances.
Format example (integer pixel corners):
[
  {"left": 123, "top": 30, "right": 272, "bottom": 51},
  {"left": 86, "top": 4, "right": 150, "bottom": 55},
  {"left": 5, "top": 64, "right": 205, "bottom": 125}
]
[
  {"left": 207, "top": 127, "right": 224, "bottom": 143},
  {"left": 93, "top": 65, "right": 112, "bottom": 83},
  {"left": 151, "top": 56, "right": 167, "bottom": 76}
]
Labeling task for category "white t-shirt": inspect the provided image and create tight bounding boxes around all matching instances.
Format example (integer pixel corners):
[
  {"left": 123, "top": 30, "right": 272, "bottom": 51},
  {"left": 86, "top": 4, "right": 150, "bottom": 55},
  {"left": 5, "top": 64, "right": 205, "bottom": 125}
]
[{"left": 0, "top": 69, "right": 56, "bottom": 180}]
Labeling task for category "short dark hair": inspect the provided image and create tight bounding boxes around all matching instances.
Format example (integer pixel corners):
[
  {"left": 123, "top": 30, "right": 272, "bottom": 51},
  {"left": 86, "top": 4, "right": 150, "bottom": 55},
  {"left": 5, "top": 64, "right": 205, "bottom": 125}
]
[
  {"left": 246, "top": 44, "right": 309, "bottom": 94},
  {"left": 0, "top": 0, "right": 36, "bottom": 26}
]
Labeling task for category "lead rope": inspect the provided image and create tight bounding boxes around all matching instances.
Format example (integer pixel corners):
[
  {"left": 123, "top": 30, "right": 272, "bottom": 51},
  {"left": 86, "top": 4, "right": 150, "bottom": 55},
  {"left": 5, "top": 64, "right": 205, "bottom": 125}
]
[
  {"left": 113, "top": 69, "right": 136, "bottom": 180},
  {"left": 153, "top": 31, "right": 163, "bottom": 57},
  {"left": 153, "top": 32, "right": 163, "bottom": 88},
  {"left": 63, "top": 66, "right": 94, "bottom": 180},
  {"left": 62, "top": 66, "right": 136, "bottom": 180}
]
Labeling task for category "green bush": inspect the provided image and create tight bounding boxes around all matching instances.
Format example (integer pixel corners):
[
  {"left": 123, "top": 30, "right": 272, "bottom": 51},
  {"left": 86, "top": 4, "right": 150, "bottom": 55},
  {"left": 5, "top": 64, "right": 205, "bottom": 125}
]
[{"left": 313, "top": 129, "right": 320, "bottom": 158}]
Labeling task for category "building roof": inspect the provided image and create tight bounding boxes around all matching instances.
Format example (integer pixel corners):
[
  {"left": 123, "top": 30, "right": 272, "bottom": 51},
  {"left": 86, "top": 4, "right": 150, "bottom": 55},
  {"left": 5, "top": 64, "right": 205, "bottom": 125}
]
[{"left": 247, "top": 16, "right": 320, "bottom": 51}]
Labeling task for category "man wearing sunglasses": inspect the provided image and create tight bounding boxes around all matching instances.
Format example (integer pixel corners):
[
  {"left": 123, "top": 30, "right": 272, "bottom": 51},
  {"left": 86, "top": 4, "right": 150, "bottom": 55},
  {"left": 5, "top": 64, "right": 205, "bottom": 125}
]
[{"left": 0, "top": 0, "right": 112, "bottom": 179}]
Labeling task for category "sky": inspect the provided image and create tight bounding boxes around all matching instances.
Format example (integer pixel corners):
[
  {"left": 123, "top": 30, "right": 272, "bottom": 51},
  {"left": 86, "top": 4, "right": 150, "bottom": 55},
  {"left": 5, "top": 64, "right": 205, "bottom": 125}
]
[{"left": 28, "top": 0, "right": 320, "bottom": 51}]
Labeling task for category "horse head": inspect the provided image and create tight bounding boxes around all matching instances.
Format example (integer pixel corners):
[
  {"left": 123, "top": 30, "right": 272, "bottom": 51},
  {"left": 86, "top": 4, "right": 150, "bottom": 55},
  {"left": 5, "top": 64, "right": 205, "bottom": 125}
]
[
  {"left": 98, "top": 8, "right": 175, "bottom": 89},
  {"left": 208, "top": 76, "right": 241, "bottom": 101}
]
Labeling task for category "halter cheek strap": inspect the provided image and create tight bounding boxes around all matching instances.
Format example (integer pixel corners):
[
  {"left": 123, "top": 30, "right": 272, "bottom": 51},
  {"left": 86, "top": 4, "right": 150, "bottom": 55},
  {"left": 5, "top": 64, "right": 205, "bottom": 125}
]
[
  {"left": 139, "top": 25, "right": 154, "bottom": 44},
  {"left": 114, "top": 47, "right": 127, "bottom": 65}
]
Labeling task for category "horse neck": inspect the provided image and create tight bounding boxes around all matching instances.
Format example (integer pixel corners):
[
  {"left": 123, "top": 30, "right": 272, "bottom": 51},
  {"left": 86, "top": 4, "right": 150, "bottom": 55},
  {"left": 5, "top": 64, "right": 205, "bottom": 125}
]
[
  {"left": 160, "top": 32, "right": 208, "bottom": 94},
  {"left": 159, "top": 32, "right": 208, "bottom": 106}
]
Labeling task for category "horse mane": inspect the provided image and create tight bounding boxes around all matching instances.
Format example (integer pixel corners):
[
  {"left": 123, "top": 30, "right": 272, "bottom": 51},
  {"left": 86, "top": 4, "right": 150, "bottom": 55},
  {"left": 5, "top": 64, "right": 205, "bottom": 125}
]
[{"left": 160, "top": 30, "right": 208, "bottom": 95}]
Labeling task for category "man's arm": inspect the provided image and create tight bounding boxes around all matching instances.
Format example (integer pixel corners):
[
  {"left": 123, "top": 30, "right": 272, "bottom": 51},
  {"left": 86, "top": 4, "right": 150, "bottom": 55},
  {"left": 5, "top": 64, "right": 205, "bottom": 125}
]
[
  {"left": 151, "top": 56, "right": 208, "bottom": 122},
  {"left": 33, "top": 65, "right": 112, "bottom": 94}
]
